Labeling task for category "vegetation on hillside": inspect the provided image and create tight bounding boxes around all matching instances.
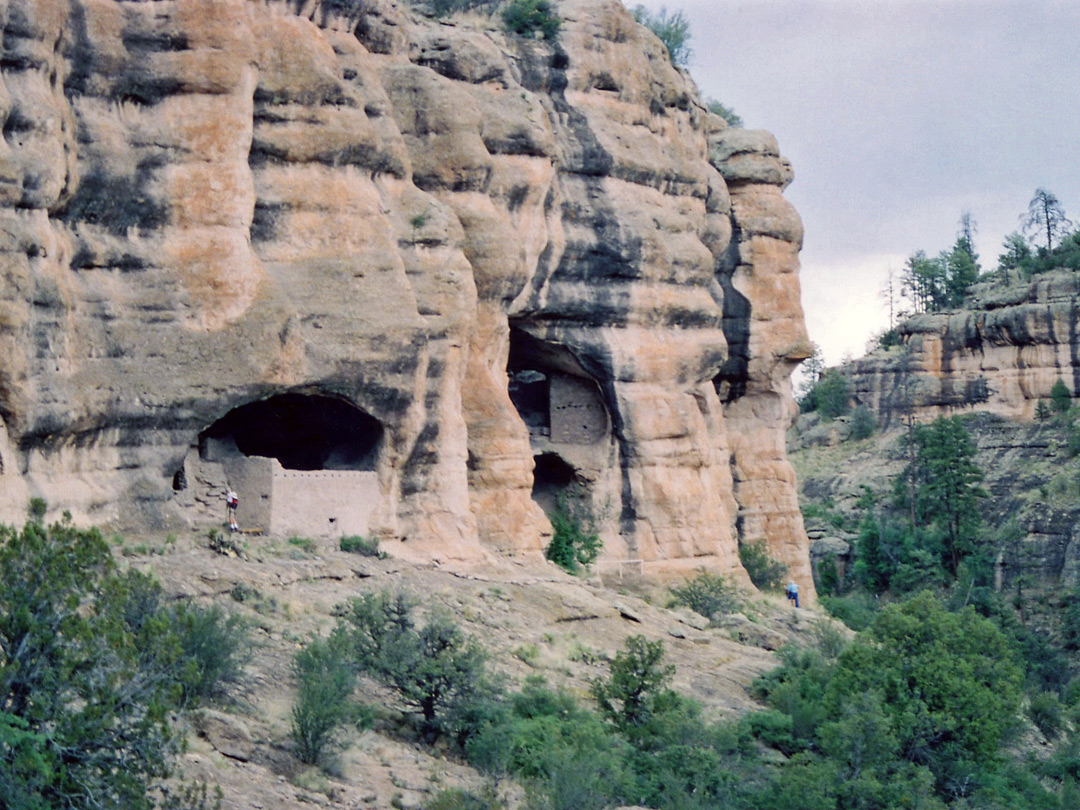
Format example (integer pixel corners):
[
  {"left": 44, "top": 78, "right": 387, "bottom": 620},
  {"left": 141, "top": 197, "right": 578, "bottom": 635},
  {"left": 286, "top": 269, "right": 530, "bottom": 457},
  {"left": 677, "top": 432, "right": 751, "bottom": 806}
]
[{"left": 0, "top": 514, "right": 249, "bottom": 810}]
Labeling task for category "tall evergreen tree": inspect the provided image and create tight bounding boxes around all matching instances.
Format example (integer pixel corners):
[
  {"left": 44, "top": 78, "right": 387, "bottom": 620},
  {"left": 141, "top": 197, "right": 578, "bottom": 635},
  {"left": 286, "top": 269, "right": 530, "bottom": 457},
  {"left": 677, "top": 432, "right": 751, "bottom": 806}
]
[{"left": 902, "top": 417, "right": 987, "bottom": 576}]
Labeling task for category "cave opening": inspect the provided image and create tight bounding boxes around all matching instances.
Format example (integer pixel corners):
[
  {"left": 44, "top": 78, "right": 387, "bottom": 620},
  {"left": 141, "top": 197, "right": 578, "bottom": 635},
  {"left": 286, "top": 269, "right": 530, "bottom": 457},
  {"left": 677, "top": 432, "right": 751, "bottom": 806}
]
[
  {"left": 506, "top": 325, "right": 609, "bottom": 444},
  {"left": 531, "top": 452, "right": 577, "bottom": 514},
  {"left": 199, "top": 393, "right": 383, "bottom": 471}
]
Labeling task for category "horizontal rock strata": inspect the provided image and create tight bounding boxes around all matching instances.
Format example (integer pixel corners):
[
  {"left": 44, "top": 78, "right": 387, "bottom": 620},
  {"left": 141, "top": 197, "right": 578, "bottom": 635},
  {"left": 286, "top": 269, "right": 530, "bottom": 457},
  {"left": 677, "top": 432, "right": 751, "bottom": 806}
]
[
  {"left": 0, "top": 0, "right": 812, "bottom": 593},
  {"left": 847, "top": 271, "right": 1080, "bottom": 425}
]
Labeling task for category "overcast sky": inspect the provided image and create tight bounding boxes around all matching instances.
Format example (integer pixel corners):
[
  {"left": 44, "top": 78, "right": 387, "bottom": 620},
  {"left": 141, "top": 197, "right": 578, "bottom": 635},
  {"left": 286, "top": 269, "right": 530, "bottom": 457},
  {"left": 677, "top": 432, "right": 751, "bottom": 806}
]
[{"left": 628, "top": 0, "right": 1080, "bottom": 365}]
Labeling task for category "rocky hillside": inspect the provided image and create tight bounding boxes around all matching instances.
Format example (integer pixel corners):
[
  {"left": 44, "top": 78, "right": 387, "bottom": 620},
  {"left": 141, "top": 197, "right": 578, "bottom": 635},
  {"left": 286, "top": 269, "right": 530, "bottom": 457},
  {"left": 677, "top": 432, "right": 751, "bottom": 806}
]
[
  {"left": 133, "top": 530, "right": 814, "bottom": 810},
  {"left": 0, "top": 0, "right": 812, "bottom": 589}
]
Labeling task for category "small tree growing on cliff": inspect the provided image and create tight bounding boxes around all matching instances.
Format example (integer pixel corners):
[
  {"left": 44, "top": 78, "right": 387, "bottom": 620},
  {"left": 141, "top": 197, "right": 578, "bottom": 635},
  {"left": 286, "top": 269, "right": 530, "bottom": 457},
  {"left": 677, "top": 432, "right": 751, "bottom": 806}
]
[
  {"left": 813, "top": 370, "right": 852, "bottom": 420},
  {"left": 633, "top": 5, "right": 691, "bottom": 67},
  {"left": 1050, "top": 378, "right": 1072, "bottom": 413}
]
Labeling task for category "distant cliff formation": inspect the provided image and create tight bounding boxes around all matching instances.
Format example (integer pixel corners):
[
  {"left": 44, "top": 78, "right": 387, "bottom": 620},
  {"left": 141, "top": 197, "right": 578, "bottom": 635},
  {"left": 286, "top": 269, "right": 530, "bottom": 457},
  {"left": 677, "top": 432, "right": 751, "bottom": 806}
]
[
  {"left": 0, "top": 0, "right": 812, "bottom": 590},
  {"left": 847, "top": 270, "right": 1080, "bottom": 425}
]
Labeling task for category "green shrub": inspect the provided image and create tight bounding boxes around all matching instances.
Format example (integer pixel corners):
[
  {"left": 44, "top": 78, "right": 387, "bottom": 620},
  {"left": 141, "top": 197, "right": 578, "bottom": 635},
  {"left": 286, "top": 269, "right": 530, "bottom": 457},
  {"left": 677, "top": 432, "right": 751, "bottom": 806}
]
[
  {"left": 1028, "top": 691, "right": 1065, "bottom": 740},
  {"left": 819, "top": 592, "right": 879, "bottom": 631},
  {"left": 1035, "top": 399, "right": 1052, "bottom": 421},
  {"left": 0, "top": 518, "right": 182, "bottom": 809},
  {"left": 173, "top": 603, "right": 252, "bottom": 706},
  {"left": 849, "top": 404, "right": 876, "bottom": 440},
  {"left": 705, "top": 97, "right": 742, "bottom": 127},
  {"left": 545, "top": 493, "right": 602, "bottom": 574},
  {"left": 339, "top": 534, "right": 386, "bottom": 558},
  {"left": 1063, "top": 585, "right": 1080, "bottom": 650},
  {"left": 812, "top": 370, "right": 852, "bottom": 420},
  {"left": 27, "top": 497, "right": 47, "bottom": 522},
  {"left": 667, "top": 569, "right": 739, "bottom": 621},
  {"left": 632, "top": 5, "right": 691, "bottom": 67},
  {"left": 158, "top": 780, "right": 224, "bottom": 810},
  {"left": 744, "top": 709, "right": 796, "bottom": 754},
  {"left": 288, "top": 536, "right": 317, "bottom": 554},
  {"left": 290, "top": 636, "right": 358, "bottom": 765},
  {"left": 591, "top": 635, "right": 677, "bottom": 735},
  {"left": 335, "top": 591, "right": 499, "bottom": 743},
  {"left": 738, "top": 540, "right": 787, "bottom": 590},
  {"left": 501, "top": 0, "right": 560, "bottom": 39}
]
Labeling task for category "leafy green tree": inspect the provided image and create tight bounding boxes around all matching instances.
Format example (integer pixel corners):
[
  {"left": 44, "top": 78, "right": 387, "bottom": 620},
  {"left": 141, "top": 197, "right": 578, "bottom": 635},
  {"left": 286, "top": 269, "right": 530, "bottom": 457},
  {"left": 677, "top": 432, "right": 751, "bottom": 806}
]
[
  {"left": 1050, "top": 377, "right": 1071, "bottom": 413},
  {"left": 1034, "top": 399, "right": 1052, "bottom": 420},
  {"left": 997, "top": 231, "right": 1033, "bottom": 278},
  {"left": 814, "top": 369, "right": 852, "bottom": 420},
  {"left": 902, "top": 250, "right": 947, "bottom": 313},
  {"left": 591, "top": 636, "right": 677, "bottom": 736},
  {"left": 942, "top": 213, "right": 981, "bottom": 306},
  {"left": 1023, "top": 188, "right": 1074, "bottom": 252},
  {"left": 0, "top": 519, "right": 181, "bottom": 810},
  {"left": 829, "top": 593, "right": 1023, "bottom": 786},
  {"left": 335, "top": 592, "right": 496, "bottom": 742},
  {"left": 545, "top": 490, "right": 601, "bottom": 574},
  {"left": 739, "top": 541, "right": 788, "bottom": 590},
  {"left": 1063, "top": 584, "right": 1080, "bottom": 650},
  {"left": 632, "top": 5, "right": 691, "bottom": 67},
  {"left": 667, "top": 569, "right": 740, "bottom": 620}
]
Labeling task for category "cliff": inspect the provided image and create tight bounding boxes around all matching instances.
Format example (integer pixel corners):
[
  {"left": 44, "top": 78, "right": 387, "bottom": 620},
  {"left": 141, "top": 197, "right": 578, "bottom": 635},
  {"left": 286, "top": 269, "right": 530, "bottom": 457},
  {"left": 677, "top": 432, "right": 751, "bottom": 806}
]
[
  {"left": 846, "top": 270, "right": 1080, "bottom": 425},
  {"left": 0, "top": 0, "right": 812, "bottom": 590}
]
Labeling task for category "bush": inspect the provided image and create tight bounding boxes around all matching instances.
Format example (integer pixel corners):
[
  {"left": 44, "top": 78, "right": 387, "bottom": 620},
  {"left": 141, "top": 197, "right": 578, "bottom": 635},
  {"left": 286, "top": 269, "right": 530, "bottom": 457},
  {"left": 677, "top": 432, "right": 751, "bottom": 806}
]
[
  {"left": 173, "top": 603, "right": 252, "bottom": 706},
  {"left": 705, "top": 97, "right": 742, "bottom": 127},
  {"left": 738, "top": 540, "right": 787, "bottom": 591},
  {"left": 501, "top": 0, "right": 560, "bottom": 39},
  {"left": 290, "top": 636, "right": 358, "bottom": 764},
  {"left": 632, "top": 5, "right": 691, "bottom": 67},
  {"left": 335, "top": 591, "right": 499, "bottom": 743},
  {"left": 849, "top": 404, "right": 876, "bottom": 440},
  {"left": 1028, "top": 691, "right": 1065, "bottom": 740},
  {"left": 819, "top": 592, "right": 879, "bottom": 631},
  {"left": 340, "top": 534, "right": 386, "bottom": 558},
  {"left": 0, "top": 518, "right": 183, "bottom": 809},
  {"left": 545, "top": 492, "right": 602, "bottom": 574},
  {"left": 667, "top": 569, "right": 739, "bottom": 621},
  {"left": 1063, "top": 585, "right": 1080, "bottom": 650},
  {"left": 813, "top": 370, "right": 852, "bottom": 420},
  {"left": 591, "top": 635, "right": 677, "bottom": 736},
  {"left": 424, "top": 786, "right": 503, "bottom": 810}
]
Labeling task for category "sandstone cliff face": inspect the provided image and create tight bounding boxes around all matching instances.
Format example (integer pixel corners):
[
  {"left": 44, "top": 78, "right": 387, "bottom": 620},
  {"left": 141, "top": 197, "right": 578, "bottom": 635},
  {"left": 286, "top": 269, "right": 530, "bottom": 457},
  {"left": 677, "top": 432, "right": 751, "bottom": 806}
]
[
  {"left": 0, "top": 0, "right": 811, "bottom": 590},
  {"left": 847, "top": 271, "right": 1080, "bottom": 425}
]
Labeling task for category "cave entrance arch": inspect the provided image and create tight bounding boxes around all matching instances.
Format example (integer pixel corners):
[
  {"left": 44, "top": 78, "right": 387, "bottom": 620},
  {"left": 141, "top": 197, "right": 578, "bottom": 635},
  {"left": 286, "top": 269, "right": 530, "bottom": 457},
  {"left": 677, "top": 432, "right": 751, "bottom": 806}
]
[
  {"left": 507, "top": 325, "right": 612, "bottom": 535},
  {"left": 507, "top": 326, "right": 609, "bottom": 445},
  {"left": 195, "top": 393, "right": 384, "bottom": 537},
  {"left": 531, "top": 452, "right": 577, "bottom": 515}
]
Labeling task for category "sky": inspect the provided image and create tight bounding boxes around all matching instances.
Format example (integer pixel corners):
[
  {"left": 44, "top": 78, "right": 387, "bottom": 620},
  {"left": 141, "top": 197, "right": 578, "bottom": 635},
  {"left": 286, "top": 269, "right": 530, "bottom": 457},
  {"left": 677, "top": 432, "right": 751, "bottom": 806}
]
[{"left": 629, "top": 0, "right": 1080, "bottom": 365}]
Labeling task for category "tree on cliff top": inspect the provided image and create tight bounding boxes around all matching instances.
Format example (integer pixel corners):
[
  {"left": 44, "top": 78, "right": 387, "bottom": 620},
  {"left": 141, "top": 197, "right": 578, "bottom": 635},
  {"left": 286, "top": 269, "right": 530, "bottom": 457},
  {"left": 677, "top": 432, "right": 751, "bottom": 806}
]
[
  {"left": 1023, "top": 188, "right": 1074, "bottom": 252},
  {"left": 633, "top": 5, "right": 691, "bottom": 67}
]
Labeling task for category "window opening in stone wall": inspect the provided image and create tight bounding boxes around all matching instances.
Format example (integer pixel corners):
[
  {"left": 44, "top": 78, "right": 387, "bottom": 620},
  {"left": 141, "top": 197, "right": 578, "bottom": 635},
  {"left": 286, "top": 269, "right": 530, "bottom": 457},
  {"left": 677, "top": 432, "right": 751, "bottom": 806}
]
[{"left": 199, "top": 393, "right": 383, "bottom": 471}]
